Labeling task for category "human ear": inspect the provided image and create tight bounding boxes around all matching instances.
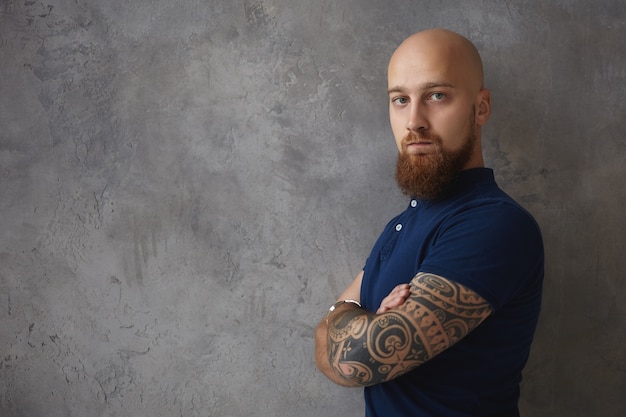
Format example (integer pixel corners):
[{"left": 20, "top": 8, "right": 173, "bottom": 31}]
[{"left": 476, "top": 88, "right": 491, "bottom": 126}]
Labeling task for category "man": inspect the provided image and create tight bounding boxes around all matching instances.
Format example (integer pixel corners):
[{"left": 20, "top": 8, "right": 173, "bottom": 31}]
[{"left": 314, "top": 28, "right": 544, "bottom": 417}]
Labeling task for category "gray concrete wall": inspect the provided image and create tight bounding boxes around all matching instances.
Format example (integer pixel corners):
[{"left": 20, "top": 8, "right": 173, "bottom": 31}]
[{"left": 1, "top": 0, "right": 624, "bottom": 416}]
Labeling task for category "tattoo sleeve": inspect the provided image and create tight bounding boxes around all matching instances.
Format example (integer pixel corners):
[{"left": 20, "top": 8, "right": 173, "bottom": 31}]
[{"left": 327, "top": 272, "right": 493, "bottom": 386}]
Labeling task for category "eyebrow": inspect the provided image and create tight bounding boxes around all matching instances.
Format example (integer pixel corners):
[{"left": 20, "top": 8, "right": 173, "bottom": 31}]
[{"left": 387, "top": 82, "right": 455, "bottom": 95}]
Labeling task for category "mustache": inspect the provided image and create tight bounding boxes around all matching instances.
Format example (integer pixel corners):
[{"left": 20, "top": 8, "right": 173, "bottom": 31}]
[{"left": 401, "top": 131, "right": 441, "bottom": 149}]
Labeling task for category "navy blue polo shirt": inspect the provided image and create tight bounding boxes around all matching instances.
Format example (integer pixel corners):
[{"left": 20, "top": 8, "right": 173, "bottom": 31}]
[{"left": 361, "top": 168, "right": 544, "bottom": 417}]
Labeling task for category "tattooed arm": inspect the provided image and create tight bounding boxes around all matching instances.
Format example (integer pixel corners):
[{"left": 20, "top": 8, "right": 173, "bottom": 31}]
[
  {"left": 318, "top": 272, "right": 493, "bottom": 387},
  {"left": 315, "top": 271, "right": 364, "bottom": 386}
]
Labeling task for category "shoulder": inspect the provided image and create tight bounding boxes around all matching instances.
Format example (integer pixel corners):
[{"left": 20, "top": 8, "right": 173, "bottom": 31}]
[{"left": 439, "top": 188, "right": 543, "bottom": 242}]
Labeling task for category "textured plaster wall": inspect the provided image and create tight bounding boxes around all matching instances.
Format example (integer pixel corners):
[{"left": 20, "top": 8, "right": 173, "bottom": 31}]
[{"left": 1, "top": 0, "right": 624, "bottom": 416}]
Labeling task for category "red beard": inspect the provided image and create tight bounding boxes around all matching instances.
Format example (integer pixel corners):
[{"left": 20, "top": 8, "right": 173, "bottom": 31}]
[{"left": 395, "top": 121, "right": 477, "bottom": 200}]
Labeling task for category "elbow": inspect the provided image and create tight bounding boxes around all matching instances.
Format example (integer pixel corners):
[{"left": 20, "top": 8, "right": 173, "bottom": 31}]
[
  {"left": 315, "top": 322, "right": 371, "bottom": 387},
  {"left": 325, "top": 311, "right": 383, "bottom": 386},
  {"left": 329, "top": 339, "right": 385, "bottom": 387}
]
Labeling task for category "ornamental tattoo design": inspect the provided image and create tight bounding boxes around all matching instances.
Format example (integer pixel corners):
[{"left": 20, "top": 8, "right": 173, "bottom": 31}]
[{"left": 327, "top": 273, "right": 492, "bottom": 386}]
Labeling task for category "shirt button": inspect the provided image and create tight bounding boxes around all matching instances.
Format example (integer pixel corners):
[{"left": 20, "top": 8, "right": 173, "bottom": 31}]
[
  {"left": 395, "top": 224, "right": 403, "bottom": 231},
  {"left": 411, "top": 200, "right": 417, "bottom": 207}
]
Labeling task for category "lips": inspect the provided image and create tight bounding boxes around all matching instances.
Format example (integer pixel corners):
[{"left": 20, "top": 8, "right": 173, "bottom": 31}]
[
  {"left": 405, "top": 141, "right": 433, "bottom": 149},
  {"left": 402, "top": 133, "right": 434, "bottom": 147}
]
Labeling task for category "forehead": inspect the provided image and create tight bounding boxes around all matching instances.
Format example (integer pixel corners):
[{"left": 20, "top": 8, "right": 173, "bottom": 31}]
[
  {"left": 388, "top": 47, "right": 458, "bottom": 88},
  {"left": 387, "top": 40, "right": 477, "bottom": 92}
]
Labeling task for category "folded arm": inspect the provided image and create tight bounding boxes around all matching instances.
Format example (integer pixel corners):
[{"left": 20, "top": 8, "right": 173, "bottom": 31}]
[{"left": 317, "top": 272, "right": 493, "bottom": 387}]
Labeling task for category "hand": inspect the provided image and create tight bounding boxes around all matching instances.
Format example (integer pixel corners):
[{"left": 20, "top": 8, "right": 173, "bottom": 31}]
[{"left": 376, "top": 284, "right": 411, "bottom": 314}]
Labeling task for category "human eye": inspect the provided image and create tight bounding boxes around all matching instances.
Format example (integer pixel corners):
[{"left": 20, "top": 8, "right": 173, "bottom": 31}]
[
  {"left": 428, "top": 92, "right": 446, "bottom": 102},
  {"left": 391, "top": 96, "right": 408, "bottom": 105}
]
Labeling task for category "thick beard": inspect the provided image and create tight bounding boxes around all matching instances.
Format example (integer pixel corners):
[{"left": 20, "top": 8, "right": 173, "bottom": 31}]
[{"left": 395, "top": 115, "right": 477, "bottom": 200}]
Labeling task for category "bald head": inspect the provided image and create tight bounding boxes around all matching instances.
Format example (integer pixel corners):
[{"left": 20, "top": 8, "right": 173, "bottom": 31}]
[{"left": 389, "top": 29, "right": 485, "bottom": 95}]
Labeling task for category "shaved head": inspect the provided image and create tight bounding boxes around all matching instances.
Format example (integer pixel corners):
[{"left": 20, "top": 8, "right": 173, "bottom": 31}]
[{"left": 388, "top": 29, "right": 485, "bottom": 95}]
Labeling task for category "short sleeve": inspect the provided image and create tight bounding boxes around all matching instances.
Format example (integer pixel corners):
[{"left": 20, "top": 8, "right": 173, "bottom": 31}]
[{"left": 418, "top": 202, "right": 544, "bottom": 310}]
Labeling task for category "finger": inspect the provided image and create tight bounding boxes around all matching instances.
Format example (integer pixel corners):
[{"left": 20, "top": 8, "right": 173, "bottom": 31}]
[
  {"left": 391, "top": 284, "right": 410, "bottom": 293},
  {"left": 378, "top": 295, "right": 406, "bottom": 313}
]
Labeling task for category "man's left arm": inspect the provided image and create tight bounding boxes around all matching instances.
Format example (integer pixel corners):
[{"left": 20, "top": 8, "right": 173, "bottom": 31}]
[{"left": 321, "top": 272, "right": 493, "bottom": 387}]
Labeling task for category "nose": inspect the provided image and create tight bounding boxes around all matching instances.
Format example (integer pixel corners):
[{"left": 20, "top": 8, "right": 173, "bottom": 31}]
[{"left": 407, "top": 102, "right": 428, "bottom": 132}]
